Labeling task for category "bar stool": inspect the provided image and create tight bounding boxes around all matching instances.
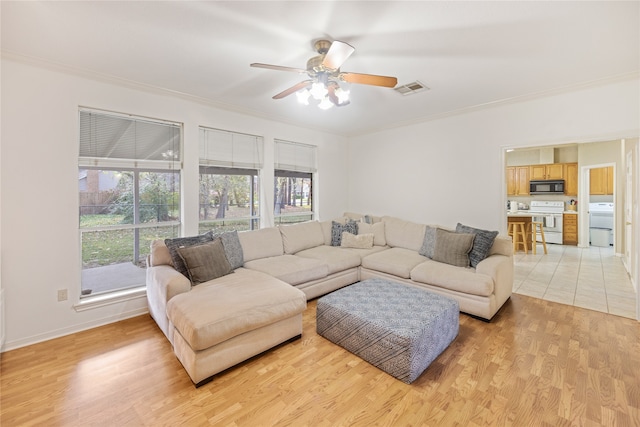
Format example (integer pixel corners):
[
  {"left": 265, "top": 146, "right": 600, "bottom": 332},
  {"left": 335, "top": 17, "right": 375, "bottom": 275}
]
[
  {"left": 530, "top": 221, "right": 548, "bottom": 255},
  {"left": 508, "top": 222, "right": 528, "bottom": 254}
]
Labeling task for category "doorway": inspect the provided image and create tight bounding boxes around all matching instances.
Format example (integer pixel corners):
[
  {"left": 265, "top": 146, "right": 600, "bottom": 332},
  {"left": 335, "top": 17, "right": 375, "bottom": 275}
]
[{"left": 581, "top": 164, "right": 615, "bottom": 250}]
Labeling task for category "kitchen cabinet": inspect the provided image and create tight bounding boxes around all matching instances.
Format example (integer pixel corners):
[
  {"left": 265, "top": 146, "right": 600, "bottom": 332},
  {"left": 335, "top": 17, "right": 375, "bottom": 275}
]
[
  {"left": 564, "top": 163, "right": 578, "bottom": 196},
  {"left": 530, "top": 163, "right": 564, "bottom": 180},
  {"left": 589, "top": 166, "right": 614, "bottom": 195},
  {"left": 506, "top": 166, "right": 530, "bottom": 196},
  {"left": 563, "top": 214, "right": 578, "bottom": 245}
]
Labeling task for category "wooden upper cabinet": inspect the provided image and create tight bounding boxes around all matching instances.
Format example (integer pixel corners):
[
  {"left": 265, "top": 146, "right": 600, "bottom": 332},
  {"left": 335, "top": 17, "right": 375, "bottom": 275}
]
[
  {"left": 529, "top": 164, "right": 546, "bottom": 180},
  {"left": 516, "top": 167, "right": 530, "bottom": 195},
  {"left": 506, "top": 166, "right": 529, "bottom": 196},
  {"left": 546, "top": 163, "right": 564, "bottom": 179},
  {"left": 606, "top": 166, "right": 614, "bottom": 194},
  {"left": 564, "top": 163, "right": 578, "bottom": 196},
  {"left": 590, "top": 166, "right": 614, "bottom": 195},
  {"left": 530, "top": 163, "right": 564, "bottom": 180}
]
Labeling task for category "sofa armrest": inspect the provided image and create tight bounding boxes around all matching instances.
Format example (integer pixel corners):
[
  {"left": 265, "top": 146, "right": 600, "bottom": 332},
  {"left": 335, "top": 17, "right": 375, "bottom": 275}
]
[
  {"left": 146, "top": 265, "right": 191, "bottom": 302},
  {"left": 488, "top": 236, "right": 513, "bottom": 257},
  {"left": 476, "top": 254, "right": 513, "bottom": 306}
]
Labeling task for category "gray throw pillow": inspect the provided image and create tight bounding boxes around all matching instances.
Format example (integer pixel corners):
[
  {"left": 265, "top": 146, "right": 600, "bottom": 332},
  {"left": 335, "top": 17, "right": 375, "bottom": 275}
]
[
  {"left": 418, "top": 225, "right": 438, "bottom": 258},
  {"left": 432, "top": 228, "right": 475, "bottom": 268},
  {"left": 455, "top": 223, "right": 499, "bottom": 268},
  {"left": 177, "top": 238, "right": 233, "bottom": 285},
  {"left": 165, "top": 233, "right": 214, "bottom": 277},
  {"left": 331, "top": 220, "right": 358, "bottom": 246},
  {"left": 211, "top": 230, "right": 244, "bottom": 270}
]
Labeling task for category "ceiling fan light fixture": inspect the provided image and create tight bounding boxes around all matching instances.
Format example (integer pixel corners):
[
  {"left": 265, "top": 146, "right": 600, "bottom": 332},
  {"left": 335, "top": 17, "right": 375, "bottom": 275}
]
[
  {"left": 318, "top": 96, "right": 334, "bottom": 110},
  {"left": 334, "top": 87, "right": 350, "bottom": 104},
  {"left": 296, "top": 89, "right": 311, "bottom": 105},
  {"left": 309, "top": 82, "right": 328, "bottom": 100}
]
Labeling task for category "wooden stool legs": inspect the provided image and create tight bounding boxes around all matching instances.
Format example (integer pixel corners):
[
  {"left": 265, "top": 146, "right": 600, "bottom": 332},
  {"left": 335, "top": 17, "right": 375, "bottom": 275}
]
[
  {"left": 508, "top": 222, "right": 528, "bottom": 254},
  {"left": 530, "top": 221, "right": 548, "bottom": 254}
]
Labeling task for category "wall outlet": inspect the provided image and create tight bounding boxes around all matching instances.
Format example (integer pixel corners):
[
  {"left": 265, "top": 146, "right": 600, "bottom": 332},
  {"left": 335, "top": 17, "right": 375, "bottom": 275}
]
[{"left": 57, "top": 289, "right": 68, "bottom": 302}]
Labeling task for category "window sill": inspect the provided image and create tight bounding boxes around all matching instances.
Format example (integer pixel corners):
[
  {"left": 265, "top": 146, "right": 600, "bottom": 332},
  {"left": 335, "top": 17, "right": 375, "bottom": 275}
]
[{"left": 73, "top": 287, "right": 147, "bottom": 312}]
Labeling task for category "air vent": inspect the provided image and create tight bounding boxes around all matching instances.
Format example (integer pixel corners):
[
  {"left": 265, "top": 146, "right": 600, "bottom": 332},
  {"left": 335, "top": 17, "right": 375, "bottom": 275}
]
[{"left": 394, "top": 80, "right": 429, "bottom": 96}]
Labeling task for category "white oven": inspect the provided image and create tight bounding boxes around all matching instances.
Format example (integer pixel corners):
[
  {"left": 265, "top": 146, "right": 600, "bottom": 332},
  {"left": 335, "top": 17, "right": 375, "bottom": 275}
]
[
  {"left": 529, "top": 201, "right": 565, "bottom": 245},
  {"left": 531, "top": 214, "right": 563, "bottom": 244}
]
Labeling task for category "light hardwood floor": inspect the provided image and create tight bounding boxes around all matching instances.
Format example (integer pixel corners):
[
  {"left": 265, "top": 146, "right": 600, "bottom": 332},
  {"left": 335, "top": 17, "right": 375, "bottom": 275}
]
[
  {"left": 513, "top": 244, "right": 637, "bottom": 320},
  {"left": 2, "top": 293, "right": 639, "bottom": 426}
]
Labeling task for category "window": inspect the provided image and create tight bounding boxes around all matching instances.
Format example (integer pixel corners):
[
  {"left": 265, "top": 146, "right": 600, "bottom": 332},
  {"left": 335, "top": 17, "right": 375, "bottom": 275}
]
[
  {"left": 198, "top": 127, "right": 262, "bottom": 234},
  {"left": 79, "top": 109, "right": 181, "bottom": 298},
  {"left": 274, "top": 140, "right": 316, "bottom": 224}
]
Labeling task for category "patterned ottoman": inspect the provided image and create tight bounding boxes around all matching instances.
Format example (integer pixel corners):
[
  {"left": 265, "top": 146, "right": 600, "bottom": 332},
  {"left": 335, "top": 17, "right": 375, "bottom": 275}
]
[{"left": 316, "top": 278, "right": 459, "bottom": 384}]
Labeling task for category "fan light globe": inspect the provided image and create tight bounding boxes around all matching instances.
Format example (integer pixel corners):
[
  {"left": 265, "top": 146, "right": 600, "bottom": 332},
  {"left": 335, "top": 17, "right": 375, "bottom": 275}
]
[
  {"left": 318, "top": 97, "right": 334, "bottom": 110},
  {"left": 296, "top": 89, "right": 311, "bottom": 105},
  {"left": 335, "top": 87, "right": 350, "bottom": 104},
  {"left": 309, "top": 82, "right": 328, "bottom": 100}
]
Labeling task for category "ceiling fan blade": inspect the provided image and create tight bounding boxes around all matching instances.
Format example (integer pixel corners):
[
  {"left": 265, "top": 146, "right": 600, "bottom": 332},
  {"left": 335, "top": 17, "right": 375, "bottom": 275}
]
[
  {"left": 322, "top": 41, "right": 355, "bottom": 70},
  {"left": 250, "top": 63, "right": 307, "bottom": 74},
  {"left": 273, "top": 80, "right": 313, "bottom": 99},
  {"left": 340, "top": 72, "right": 398, "bottom": 88}
]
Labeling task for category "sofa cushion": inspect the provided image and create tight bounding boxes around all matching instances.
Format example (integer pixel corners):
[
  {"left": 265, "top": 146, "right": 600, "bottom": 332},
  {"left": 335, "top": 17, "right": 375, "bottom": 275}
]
[
  {"left": 361, "top": 247, "right": 428, "bottom": 279},
  {"left": 166, "top": 268, "right": 306, "bottom": 351},
  {"left": 177, "top": 239, "right": 233, "bottom": 285},
  {"left": 279, "top": 221, "right": 325, "bottom": 254},
  {"left": 410, "top": 261, "right": 494, "bottom": 297},
  {"left": 238, "top": 227, "right": 284, "bottom": 262},
  {"left": 295, "top": 245, "right": 361, "bottom": 274},
  {"left": 455, "top": 223, "right": 499, "bottom": 268},
  {"left": 341, "top": 245, "right": 388, "bottom": 260},
  {"left": 382, "top": 216, "right": 426, "bottom": 251},
  {"left": 341, "top": 232, "right": 374, "bottom": 249},
  {"left": 244, "top": 255, "right": 329, "bottom": 286},
  {"left": 165, "top": 233, "right": 213, "bottom": 277},
  {"left": 331, "top": 220, "right": 358, "bottom": 246},
  {"left": 357, "top": 221, "right": 386, "bottom": 246},
  {"left": 432, "top": 228, "right": 475, "bottom": 268},
  {"left": 211, "top": 230, "right": 244, "bottom": 270}
]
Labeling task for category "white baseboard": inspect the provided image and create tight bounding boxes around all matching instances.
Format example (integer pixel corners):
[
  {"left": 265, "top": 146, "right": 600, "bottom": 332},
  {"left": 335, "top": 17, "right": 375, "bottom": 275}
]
[{"left": 1, "top": 306, "right": 149, "bottom": 352}]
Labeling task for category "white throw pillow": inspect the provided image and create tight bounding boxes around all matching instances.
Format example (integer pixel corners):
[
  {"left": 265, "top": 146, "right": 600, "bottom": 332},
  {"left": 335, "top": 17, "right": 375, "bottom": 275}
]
[{"left": 341, "top": 232, "right": 374, "bottom": 249}]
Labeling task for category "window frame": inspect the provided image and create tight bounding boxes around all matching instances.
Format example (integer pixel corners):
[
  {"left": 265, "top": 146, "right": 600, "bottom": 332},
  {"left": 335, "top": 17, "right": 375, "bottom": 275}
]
[
  {"left": 273, "top": 140, "right": 316, "bottom": 224},
  {"left": 198, "top": 166, "right": 260, "bottom": 233},
  {"left": 78, "top": 108, "right": 182, "bottom": 302}
]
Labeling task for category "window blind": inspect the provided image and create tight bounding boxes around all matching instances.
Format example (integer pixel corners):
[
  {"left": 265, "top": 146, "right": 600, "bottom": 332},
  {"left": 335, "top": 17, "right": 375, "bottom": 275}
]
[
  {"left": 199, "top": 127, "right": 263, "bottom": 169},
  {"left": 78, "top": 109, "right": 181, "bottom": 170},
  {"left": 274, "top": 140, "right": 317, "bottom": 173}
]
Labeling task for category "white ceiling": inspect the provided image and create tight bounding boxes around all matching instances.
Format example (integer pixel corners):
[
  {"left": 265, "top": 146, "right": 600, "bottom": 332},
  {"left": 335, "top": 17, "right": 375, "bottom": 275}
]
[{"left": 2, "top": 1, "right": 638, "bottom": 136}]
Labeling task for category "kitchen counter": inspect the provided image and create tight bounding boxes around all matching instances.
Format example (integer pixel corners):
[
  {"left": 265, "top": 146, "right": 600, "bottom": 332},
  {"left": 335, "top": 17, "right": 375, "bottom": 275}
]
[
  {"left": 507, "top": 210, "right": 578, "bottom": 216},
  {"left": 507, "top": 211, "right": 534, "bottom": 217}
]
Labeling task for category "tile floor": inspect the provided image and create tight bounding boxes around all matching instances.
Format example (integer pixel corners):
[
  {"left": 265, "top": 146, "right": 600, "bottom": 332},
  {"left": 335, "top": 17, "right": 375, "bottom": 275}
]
[{"left": 513, "top": 243, "right": 638, "bottom": 320}]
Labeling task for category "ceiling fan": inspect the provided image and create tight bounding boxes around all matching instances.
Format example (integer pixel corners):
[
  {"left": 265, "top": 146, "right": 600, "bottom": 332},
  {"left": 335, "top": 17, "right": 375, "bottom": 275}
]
[{"left": 250, "top": 39, "right": 398, "bottom": 108}]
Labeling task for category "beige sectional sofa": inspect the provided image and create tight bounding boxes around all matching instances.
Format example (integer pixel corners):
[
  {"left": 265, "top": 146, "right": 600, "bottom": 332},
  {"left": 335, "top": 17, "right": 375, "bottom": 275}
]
[{"left": 146, "top": 213, "right": 513, "bottom": 385}]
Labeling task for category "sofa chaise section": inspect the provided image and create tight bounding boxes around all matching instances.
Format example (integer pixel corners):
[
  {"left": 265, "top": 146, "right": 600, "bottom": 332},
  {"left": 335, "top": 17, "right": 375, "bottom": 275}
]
[{"left": 166, "top": 268, "right": 306, "bottom": 385}]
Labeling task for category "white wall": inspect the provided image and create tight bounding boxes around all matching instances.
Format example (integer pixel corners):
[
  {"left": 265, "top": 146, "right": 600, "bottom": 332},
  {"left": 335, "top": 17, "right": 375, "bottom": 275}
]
[
  {"left": 0, "top": 58, "right": 349, "bottom": 350},
  {"left": 347, "top": 77, "right": 640, "bottom": 233}
]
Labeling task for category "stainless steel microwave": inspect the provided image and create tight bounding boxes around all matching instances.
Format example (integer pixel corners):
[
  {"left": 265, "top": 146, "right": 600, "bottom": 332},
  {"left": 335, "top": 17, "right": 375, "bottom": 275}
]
[{"left": 529, "top": 180, "right": 565, "bottom": 194}]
